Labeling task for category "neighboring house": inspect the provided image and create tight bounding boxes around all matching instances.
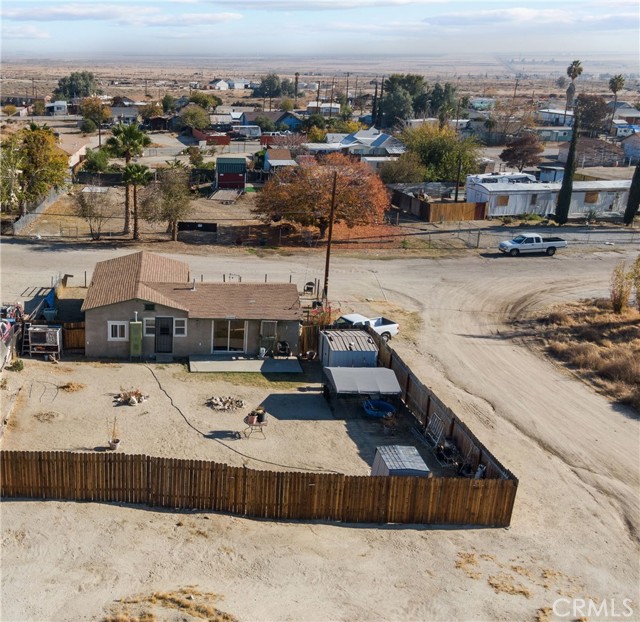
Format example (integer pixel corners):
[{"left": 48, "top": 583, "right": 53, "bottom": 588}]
[
  {"left": 228, "top": 78, "right": 250, "bottom": 89},
  {"left": 622, "top": 133, "right": 640, "bottom": 163},
  {"left": 238, "top": 111, "right": 301, "bottom": 132},
  {"left": 81, "top": 251, "right": 302, "bottom": 359},
  {"left": 467, "top": 180, "right": 630, "bottom": 217},
  {"left": 45, "top": 101, "right": 68, "bottom": 116},
  {"left": 216, "top": 156, "right": 247, "bottom": 189},
  {"left": 536, "top": 108, "right": 573, "bottom": 127},
  {"left": 304, "top": 128, "right": 406, "bottom": 157},
  {"left": 264, "top": 148, "right": 297, "bottom": 174},
  {"left": 109, "top": 106, "right": 139, "bottom": 126},
  {"left": 558, "top": 138, "right": 624, "bottom": 167},
  {"left": 614, "top": 124, "right": 640, "bottom": 138},
  {"left": 306, "top": 102, "right": 340, "bottom": 117},
  {"left": 531, "top": 126, "right": 572, "bottom": 142},
  {"left": 208, "top": 79, "right": 229, "bottom": 91}
]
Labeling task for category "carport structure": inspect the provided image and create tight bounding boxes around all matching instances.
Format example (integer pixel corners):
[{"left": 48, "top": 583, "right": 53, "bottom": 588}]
[{"left": 323, "top": 367, "right": 402, "bottom": 397}]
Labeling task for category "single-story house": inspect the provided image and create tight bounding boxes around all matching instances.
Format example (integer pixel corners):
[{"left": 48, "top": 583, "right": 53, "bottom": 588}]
[
  {"left": 558, "top": 138, "right": 624, "bottom": 167},
  {"left": 216, "top": 156, "right": 247, "bottom": 189},
  {"left": 228, "top": 78, "right": 250, "bottom": 89},
  {"left": 536, "top": 108, "right": 573, "bottom": 127},
  {"left": 622, "top": 133, "right": 640, "bottom": 162},
  {"left": 45, "top": 101, "right": 68, "bottom": 116},
  {"left": 468, "top": 180, "right": 630, "bottom": 218},
  {"left": 306, "top": 102, "right": 340, "bottom": 117},
  {"left": 239, "top": 111, "right": 301, "bottom": 132},
  {"left": 304, "top": 128, "right": 406, "bottom": 157},
  {"left": 208, "top": 79, "right": 229, "bottom": 91},
  {"left": 263, "top": 148, "right": 297, "bottom": 174},
  {"left": 531, "top": 126, "right": 572, "bottom": 142},
  {"left": 81, "top": 251, "right": 302, "bottom": 359},
  {"left": 109, "top": 106, "right": 139, "bottom": 126}
]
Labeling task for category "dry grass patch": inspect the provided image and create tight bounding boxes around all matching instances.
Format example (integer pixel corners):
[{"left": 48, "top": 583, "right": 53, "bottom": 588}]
[
  {"left": 455, "top": 552, "right": 482, "bottom": 579},
  {"left": 33, "top": 411, "right": 59, "bottom": 423},
  {"left": 105, "top": 587, "right": 236, "bottom": 622},
  {"left": 59, "top": 381, "right": 85, "bottom": 392},
  {"left": 535, "top": 607, "right": 553, "bottom": 622},
  {"left": 487, "top": 573, "right": 532, "bottom": 598},
  {"left": 527, "top": 298, "right": 640, "bottom": 413}
]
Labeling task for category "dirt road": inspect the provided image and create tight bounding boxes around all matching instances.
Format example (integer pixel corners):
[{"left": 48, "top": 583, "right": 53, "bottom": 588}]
[{"left": 1, "top": 241, "right": 639, "bottom": 621}]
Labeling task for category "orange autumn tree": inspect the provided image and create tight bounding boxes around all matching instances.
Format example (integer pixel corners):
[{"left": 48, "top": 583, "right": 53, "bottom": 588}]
[{"left": 253, "top": 153, "right": 389, "bottom": 238}]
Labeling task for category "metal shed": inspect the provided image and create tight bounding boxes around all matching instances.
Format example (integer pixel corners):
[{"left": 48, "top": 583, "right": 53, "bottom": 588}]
[
  {"left": 319, "top": 329, "right": 378, "bottom": 368},
  {"left": 323, "top": 367, "right": 401, "bottom": 396},
  {"left": 371, "top": 445, "right": 431, "bottom": 477}
]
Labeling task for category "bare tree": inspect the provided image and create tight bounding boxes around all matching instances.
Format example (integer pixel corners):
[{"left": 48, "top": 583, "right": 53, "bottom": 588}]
[{"left": 71, "top": 183, "right": 112, "bottom": 240}]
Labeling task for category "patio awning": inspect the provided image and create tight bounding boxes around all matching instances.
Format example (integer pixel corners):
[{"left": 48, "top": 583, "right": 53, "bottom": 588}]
[{"left": 324, "top": 367, "right": 402, "bottom": 395}]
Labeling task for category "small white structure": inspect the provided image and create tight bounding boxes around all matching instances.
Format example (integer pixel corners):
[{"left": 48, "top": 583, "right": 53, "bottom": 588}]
[
  {"left": 371, "top": 446, "right": 431, "bottom": 477},
  {"left": 319, "top": 329, "right": 378, "bottom": 368},
  {"left": 306, "top": 102, "right": 340, "bottom": 117},
  {"left": 45, "top": 101, "right": 68, "bottom": 116},
  {"left": 469, "top": 180, "right": 630, "bottom": 217},
  {"left": 536, "top": 108, "right": 573, "bottom": 127},
  {"left": 208, "top": 80, "right": 229, "bottom": 91}
]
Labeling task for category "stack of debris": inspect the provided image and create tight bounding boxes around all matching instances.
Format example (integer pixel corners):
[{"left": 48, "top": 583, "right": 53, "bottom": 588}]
[
  {"left": 114, "top": 388, "right": 149, "bottom": 406},
  {"left": 206, "top": 396, "right": 246, "bottom": 411}
]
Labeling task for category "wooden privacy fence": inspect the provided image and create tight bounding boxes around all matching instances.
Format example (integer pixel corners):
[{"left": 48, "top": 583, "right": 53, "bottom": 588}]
[
  {"left": 62, "top": 322, "right": 85, "bottom": 350},
  {"left": 0, "top": 451, "right": 517, "bottom": 526},
  {"left": 378, "top": 345, "right": 518, "bottom": 482}
]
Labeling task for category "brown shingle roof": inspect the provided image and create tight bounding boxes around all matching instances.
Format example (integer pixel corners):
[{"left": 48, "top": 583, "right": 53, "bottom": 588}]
[
  {"left": 81, "top": 252, "right": 190, "bottom": 311},
  {"left": 266, "top": 148, "right": 292, "bottom": 161},
  {"left": 81, "top": 252, "right": 301, "bottom": 319},
  {"left": 150, "top": 283, "right": 302, "bottom": 320}
]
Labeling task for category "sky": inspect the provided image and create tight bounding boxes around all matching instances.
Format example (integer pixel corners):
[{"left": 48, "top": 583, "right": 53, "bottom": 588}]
[{"left": 1, "top": 0, "right": 639, "bottom": 59}]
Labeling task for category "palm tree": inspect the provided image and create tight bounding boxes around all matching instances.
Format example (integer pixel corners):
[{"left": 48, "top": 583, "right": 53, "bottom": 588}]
[
  {"left": 608, "top": 74, "right": 625, "bottom": 133},
  {"left": 122, "top": 164, "right": 152, "bottom": 240},
  {"left": 106, "top": 124, "right": 151, "bottom": 234},
  {"left": 563, "top": 60, "right": 583, "bottom": 124}
]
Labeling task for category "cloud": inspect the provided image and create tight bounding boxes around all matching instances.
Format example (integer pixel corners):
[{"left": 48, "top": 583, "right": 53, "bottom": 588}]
[
  {"left": 1, "top": 24, "right": 50, "bottom": 39},
  {"left": 423, "top": 7, "right": 638, "bottom": 30},
  {"left": 2, "top": 3, "right": 242, "bottom": 28},
  {"left": 203, "top": 0, "right": 445, "bottom": 10}
]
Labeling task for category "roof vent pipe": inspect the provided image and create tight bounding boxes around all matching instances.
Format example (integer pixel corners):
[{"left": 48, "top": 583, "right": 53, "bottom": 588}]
[{"left": 191, "top": 278, "right": 196, "bottom": 291}]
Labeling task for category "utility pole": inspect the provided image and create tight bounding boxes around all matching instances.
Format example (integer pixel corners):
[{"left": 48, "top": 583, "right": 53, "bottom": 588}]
[
  {"left": 322, "top": 171, "right": 338, "bottom": 304},
  {"left": 329, "top": 77, "right": 335, "bottom": 119},
  {"left": 454, "top": 99, "right": 462, "bottom": 202},
  {"left": 345, "top": 72, "right": 350, "bottom": 104}
]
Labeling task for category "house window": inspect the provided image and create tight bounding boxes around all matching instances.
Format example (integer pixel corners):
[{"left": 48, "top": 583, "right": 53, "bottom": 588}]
[
  {"left": 108, "top": 321, "right": 128, "bottom": 341},
  {"left": 260, "top": 320, "right": 277, "bottom": 339},
  {"left": 143, "top": 318, "right": 156, "bottom": 337},
  {"left": 585, "top": 191, "right": 599, "bottom": 204},
  {"left": 174, "top": 318, "right": 187, "bottom": 337},
  {"left": 144, "top": 303, "right": 155, "bottom": 311},
  {"left": 497, "top": 195, "right": 509, "bottom": 206},
  {"left": 530, "top": 194, "right": 538, "bottom": 205}
]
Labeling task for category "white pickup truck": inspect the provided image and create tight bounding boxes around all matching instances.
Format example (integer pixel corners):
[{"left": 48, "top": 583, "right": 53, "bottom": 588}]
[
  {"left": 333, "top": 313, "right": 399, "bottom": 342},
  {"left": 498, "top": 233, "right": 567, "bottom": 256}
]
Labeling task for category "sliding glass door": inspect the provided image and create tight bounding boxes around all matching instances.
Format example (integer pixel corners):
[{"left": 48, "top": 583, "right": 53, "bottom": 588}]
[{"left": 212, "top": 320, "right": 246, "bottom": 353}]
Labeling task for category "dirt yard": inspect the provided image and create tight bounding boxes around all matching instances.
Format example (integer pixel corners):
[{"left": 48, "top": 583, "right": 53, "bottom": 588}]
[
  {"left": 1, "top": 241, "right": 639, "bottom": 622},
  {"left": 0, "top": 359, "right": 435, "bottom": 475}
]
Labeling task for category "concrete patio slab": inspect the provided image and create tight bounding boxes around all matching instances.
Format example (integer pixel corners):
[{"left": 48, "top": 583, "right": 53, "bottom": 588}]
[{"left": 188, "top": 355, "right": 302, "bottom": 373}]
